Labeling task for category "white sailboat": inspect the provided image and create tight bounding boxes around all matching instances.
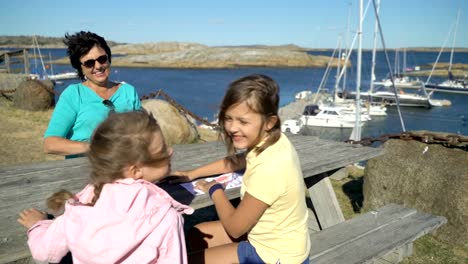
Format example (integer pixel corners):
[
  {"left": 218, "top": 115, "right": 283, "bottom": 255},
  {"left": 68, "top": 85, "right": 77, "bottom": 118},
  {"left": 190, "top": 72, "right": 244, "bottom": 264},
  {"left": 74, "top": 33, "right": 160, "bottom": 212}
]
[
  {"left": 302, "top": 0, "right": 370, "bottom": 130},
  {"left": 308, "top": 1, "right": 384, "bottom": 119},
  {"left": 425, "top": 9, "right": 468, "bottom": 94},
  {"left": 29, "top": 35, "right": 78, "bottom": 82},
  {"left": 48, "top": 72, "right": 79, "bottom": 81},
  {"left": 341, "top": 0, "right": 432, "bottom": 109},
  {"left": 374, "top": 49, "right": 423, "bottom": 89},
  {"left": 29, "top": 35, "right": 48, "bottom": 80}
]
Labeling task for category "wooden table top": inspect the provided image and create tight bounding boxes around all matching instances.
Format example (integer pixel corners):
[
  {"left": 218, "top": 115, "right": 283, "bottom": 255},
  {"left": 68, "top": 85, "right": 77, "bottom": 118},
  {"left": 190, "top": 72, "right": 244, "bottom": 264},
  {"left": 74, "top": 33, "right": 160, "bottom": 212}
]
[{"left": 0, "top": 135, "right": 384, "bottom": 263}]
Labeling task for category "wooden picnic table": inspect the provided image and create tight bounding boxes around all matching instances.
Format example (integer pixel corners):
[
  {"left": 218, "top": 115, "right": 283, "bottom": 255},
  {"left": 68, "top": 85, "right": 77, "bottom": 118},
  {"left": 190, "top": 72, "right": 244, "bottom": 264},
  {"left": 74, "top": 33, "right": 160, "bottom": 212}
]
[{"left": 0, "top": 134, "right": 383, "bottom": 263}]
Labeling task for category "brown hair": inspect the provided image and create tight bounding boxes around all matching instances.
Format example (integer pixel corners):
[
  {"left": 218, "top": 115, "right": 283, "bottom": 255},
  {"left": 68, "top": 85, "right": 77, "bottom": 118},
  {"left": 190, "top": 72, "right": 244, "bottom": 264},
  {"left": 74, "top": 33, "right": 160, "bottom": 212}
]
[
  {"left": 63, "top": 31, "right": 112, "bottom": 81},
  {"left": 218, "top": 74, "right": 281, "bottom": 163},
  {"left": 47, "top": 110, "right": 169, "bottom": 210}
]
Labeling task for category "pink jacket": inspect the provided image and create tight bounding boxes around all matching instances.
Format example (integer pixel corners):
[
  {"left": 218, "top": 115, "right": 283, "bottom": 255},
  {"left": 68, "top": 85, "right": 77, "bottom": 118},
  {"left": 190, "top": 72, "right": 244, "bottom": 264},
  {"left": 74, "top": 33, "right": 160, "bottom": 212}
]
[{"left": 26, "top": 178, "right": 194, "bottom": 264}]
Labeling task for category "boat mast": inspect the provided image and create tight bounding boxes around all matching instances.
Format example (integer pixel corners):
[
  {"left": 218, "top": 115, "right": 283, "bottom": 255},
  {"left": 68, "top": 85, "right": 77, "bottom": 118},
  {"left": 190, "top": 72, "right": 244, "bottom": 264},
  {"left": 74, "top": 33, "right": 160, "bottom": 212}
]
[
  {"left": 369, "top": 0, "right": 380, "bottom": 95},
  {"left": 394, "top": 49, "right": 399, "bottom": 77},
  {"left": 403, "top": 48, "right": 407, "bottom": 73},
  {"left": 342, "top": 2, "right": 352, "bottom": 93},
  {"left": 313, "top": 38, "right": 340, "bottom": 104},
  {"left": 33, "top": 35, "right": 48, "bottom": 79},
  {"left": 49, "top": 51, "right": 54, "bottom": 76},
  {"left": 31, "top": 39, "right": 37, "bottom": 74},
  {"left": 334, "top": 0, "right": 371, "bottom": 94},
  {"left": 448, "top": 9, "right": 460, "bottom": 75},
  {"left": 426, "top": 13, "right": 457, "bottom": 84},
  {"left": 333, "top": 36, "right": 343, "bottom": 103},
  {"left": 350, "top": 0, "right": 363, "bottom": 141},
  {"left": 372, "top": 0, "right": 406, "bottom": 131}
]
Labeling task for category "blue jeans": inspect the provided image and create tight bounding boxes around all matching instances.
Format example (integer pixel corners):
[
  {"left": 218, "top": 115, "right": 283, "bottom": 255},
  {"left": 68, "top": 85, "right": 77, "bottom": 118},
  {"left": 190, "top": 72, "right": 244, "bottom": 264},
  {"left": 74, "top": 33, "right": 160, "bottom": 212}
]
[{"left": 237, "top": 241, "right": 309, "bottom": 264}]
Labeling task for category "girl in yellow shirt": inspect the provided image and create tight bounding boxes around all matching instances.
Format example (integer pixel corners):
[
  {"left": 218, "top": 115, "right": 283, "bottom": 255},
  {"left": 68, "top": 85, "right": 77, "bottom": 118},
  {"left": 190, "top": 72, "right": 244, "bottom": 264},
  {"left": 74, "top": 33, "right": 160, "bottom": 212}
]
[{"left": 174, "top": 74, "right": 310, "bottom": 264}]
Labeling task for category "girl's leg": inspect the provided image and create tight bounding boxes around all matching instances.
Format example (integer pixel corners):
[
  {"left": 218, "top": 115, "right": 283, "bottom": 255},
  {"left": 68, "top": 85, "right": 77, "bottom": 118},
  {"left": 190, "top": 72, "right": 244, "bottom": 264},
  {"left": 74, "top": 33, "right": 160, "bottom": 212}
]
[
  {"left": 187, "top": 220, "right": 246, "bottom": 263},
  {"left": 187, "top": 220, "right": 246, "bottom": 251},
  {"left": 189, "top": 242, "right": 239, "bottom": 264}
]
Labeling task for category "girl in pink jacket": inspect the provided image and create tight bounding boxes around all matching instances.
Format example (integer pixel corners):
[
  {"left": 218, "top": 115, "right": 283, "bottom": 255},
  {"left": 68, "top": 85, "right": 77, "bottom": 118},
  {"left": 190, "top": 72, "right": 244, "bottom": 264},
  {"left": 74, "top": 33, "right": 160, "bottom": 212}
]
[{"left": 17, "top": 110, "right": 193, "bottom": 264}]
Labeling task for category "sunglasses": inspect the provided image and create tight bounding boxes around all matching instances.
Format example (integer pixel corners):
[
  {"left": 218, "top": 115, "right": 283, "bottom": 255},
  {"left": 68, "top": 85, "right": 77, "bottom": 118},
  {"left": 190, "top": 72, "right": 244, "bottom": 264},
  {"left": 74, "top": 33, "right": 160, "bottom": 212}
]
[
  {"left": 81, "top": 55, "right": 108, "bottom": 69},
  {"left": 102, "top": 100, "right": 115, "bottom": 113}
]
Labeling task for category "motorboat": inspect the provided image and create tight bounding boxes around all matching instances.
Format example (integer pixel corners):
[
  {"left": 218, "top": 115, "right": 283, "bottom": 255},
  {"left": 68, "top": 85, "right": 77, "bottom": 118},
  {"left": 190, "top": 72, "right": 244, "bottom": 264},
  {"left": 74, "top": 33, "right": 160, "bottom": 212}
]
[{"left": 299, "top": 104, "right": 367, "bottom": 128}]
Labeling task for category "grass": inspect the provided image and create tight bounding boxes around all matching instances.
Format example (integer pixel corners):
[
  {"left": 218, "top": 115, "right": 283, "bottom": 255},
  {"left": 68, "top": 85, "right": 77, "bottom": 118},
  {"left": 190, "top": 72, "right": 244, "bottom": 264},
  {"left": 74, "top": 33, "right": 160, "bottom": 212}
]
[
  {"left": 0, "top": 97, "right": 62, "bottom": 166},
  {"left": 1, "top": 96, "right": 466, "bottom": 263}
]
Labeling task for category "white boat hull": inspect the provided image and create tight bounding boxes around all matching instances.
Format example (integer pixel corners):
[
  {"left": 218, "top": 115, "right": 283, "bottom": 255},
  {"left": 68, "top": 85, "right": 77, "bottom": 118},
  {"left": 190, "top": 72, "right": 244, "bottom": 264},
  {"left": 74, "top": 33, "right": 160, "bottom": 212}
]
[
  {"left": 48, "top": 72, "right": 79, "bottom": 81},
  {"left": 300, "top": 115, "right": 363, "bottom": 128}
]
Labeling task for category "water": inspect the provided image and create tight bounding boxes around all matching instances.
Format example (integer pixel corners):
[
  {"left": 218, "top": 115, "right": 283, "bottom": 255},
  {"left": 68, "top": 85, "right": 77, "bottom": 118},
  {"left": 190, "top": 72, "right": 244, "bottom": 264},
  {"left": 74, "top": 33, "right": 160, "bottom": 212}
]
[{"left": 9, "top": 48, "right": 468, "bottom": 140}]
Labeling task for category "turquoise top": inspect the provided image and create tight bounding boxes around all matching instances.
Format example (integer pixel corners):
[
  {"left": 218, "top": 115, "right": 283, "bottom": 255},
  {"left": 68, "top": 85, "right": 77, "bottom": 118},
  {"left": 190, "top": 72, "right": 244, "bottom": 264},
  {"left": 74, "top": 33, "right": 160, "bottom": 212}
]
[{"left": 44, "top": 82, "right": 142, "bottom": 142}]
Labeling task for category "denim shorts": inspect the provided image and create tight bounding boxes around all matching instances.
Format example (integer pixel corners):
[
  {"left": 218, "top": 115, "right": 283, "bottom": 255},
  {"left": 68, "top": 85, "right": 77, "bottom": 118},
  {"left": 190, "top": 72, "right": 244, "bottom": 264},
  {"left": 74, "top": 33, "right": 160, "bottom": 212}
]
[{"left": 237, "top": 241, "right": 309, "bottom": 264}]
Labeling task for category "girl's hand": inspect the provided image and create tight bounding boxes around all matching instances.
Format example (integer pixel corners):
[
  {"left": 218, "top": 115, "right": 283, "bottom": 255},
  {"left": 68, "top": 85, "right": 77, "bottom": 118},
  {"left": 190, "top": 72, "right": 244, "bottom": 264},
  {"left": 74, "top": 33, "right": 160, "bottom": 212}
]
[
  {"left": 18, "top": 208, "right": 47, "bottom": 229},
  {"left": 195, "top": 180, "right": 219, "bottom": 193}
]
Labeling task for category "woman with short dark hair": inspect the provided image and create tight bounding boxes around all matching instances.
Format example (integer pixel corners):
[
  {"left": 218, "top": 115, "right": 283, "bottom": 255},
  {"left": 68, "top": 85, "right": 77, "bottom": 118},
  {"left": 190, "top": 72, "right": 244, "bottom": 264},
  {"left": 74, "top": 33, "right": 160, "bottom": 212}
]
[{"left": 44, "top": 31, "right": 141, "bottom": 158}]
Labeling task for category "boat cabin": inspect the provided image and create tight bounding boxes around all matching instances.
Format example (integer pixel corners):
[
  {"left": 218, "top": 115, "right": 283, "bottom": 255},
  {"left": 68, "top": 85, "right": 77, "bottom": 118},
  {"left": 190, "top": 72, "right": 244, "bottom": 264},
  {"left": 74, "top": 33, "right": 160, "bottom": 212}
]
[{"left": 303, "top": 104, "right": 321, "bottom": 116}]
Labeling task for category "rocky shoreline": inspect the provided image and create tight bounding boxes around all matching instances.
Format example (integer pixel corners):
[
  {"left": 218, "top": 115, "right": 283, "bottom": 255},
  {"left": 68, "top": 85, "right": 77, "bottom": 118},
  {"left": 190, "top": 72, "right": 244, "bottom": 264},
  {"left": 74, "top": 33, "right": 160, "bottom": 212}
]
[{"left": 50, "top": 42, "right": 345, "bottom": 69}]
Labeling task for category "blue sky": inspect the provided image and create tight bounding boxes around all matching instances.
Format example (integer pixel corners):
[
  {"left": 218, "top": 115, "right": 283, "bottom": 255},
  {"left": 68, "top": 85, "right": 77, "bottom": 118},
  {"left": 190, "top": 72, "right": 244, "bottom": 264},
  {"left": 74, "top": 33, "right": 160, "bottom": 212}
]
[{"left": 2, "top": 0, "right": 467, "bottom": 49}]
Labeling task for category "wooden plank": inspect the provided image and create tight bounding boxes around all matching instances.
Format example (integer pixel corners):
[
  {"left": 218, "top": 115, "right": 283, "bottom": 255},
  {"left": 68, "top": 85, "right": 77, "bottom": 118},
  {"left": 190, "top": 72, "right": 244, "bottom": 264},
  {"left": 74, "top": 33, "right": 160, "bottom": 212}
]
[
  {"left": 307, "top": 176, "right": 345, "bottom": 229},
  {"left": 373, "top": 244, "right": 413, "bottom": 264},
  {"left": 307, "top": 208, "right": 321, "bottom": 233},
  {"left": 310, "top": 204, "right": 417, "bottom": 256},
  {"left": 309, "top": 204, "right": 447, "bottom": 264}
]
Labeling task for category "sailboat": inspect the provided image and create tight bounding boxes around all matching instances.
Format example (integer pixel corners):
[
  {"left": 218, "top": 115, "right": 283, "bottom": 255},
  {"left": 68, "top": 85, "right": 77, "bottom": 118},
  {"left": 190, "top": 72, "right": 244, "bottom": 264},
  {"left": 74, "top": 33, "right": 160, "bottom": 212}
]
[
  {"left": 425, "top": 10, "right": 468, "bottom": 94},
  {"left": 340, "top": 2, "right": 432, "bottom": 109},
  {"left": 29, "top": 35, "right": 78, "bottom": 82},
  {"left": 373, "top": 48, "right": 423, "bottom": 89},
  {"left": 328, "top": 27, "right": 387, "bottom": 116},
  {"left": 299, "top": 35, "right": 371, "bottom": 128},
  {"left": 28, "top": 35, "right": 48, "bottom": 80}
]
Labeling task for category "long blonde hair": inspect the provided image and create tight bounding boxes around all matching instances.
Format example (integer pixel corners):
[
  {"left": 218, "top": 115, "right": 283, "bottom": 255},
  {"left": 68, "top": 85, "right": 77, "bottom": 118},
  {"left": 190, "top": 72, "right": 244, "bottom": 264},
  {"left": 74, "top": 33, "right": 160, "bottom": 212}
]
[
  {"left": 218, "top": 74, "right": 281, "bottom": 165},
  {"left": 47, "top": 110, "right": 169, "bottom": 210}
]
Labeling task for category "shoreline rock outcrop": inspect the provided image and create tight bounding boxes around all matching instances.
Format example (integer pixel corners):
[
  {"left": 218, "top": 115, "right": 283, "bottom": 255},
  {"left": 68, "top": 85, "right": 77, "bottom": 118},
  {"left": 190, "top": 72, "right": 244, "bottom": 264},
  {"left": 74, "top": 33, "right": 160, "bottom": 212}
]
[
  {"left": 142, "top": 99, "right": 199, "bottom": 145},
  {"left": 53, "top": 42, "right": 347, "bottom": 69}
]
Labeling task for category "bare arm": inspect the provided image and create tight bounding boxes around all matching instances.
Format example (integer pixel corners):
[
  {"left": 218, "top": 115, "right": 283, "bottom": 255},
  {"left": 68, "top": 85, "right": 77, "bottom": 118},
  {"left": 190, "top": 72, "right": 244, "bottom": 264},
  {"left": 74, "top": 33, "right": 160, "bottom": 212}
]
[
  {"left": 43, "top": 136, "right": 89, "bottom": 156},
  {"left": 171, "top": 153, "right": 246, "bottom": 182},
  {"left": 196, "top": 181, "right": 268, "bottom": 238}
]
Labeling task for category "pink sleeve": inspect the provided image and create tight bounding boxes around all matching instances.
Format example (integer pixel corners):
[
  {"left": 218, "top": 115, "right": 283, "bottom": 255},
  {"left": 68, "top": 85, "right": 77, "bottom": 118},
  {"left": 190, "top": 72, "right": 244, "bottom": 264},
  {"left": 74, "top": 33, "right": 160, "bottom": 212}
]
[
  {"left": 155, "top": 211, "right": 188, "bottom": 264},
  {"left": 27, "top": 216, "right": 69, "bottom": 263}
]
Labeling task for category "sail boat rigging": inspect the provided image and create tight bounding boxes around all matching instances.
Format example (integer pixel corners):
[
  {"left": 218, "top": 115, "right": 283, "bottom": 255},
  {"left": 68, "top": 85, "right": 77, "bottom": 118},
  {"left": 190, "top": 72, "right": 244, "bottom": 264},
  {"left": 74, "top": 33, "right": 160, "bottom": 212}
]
[
  {"left": 425, "top": 9, "right": 468, "bottom": 94},
  {"left": 341, "top": 0, "right": 432, "bottom": 109},
  {"left": 28, "top": 35, "right": 79, "bottom": 82}
]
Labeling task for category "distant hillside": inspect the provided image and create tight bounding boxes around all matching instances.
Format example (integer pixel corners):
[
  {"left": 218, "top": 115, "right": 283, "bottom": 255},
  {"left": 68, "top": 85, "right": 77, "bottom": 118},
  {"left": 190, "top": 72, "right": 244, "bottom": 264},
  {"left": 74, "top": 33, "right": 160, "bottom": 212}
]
[
  {"left": 0, "top": 35, "right": 120, "bottom": 48},
  {"left": 54, "top": 42, "right": 347, "bottom": 69}
]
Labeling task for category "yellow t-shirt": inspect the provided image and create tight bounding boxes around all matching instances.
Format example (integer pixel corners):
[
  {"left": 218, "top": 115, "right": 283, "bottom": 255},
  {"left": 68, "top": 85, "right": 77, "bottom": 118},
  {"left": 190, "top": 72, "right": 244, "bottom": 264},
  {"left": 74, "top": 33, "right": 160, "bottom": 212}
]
[{"left": 240, "top": 133, "right": 310, "bottom": 264}]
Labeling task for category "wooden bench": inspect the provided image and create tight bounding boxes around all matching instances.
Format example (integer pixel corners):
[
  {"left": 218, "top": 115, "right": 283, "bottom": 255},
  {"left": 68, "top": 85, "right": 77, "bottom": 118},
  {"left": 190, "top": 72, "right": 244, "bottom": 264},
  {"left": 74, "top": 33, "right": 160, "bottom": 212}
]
[
  {"left": 0, "top": 135, "right": 446, "bottom": 263},
  {"left": 308, "top": 203, "right": 446, "bottom": 264}
]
